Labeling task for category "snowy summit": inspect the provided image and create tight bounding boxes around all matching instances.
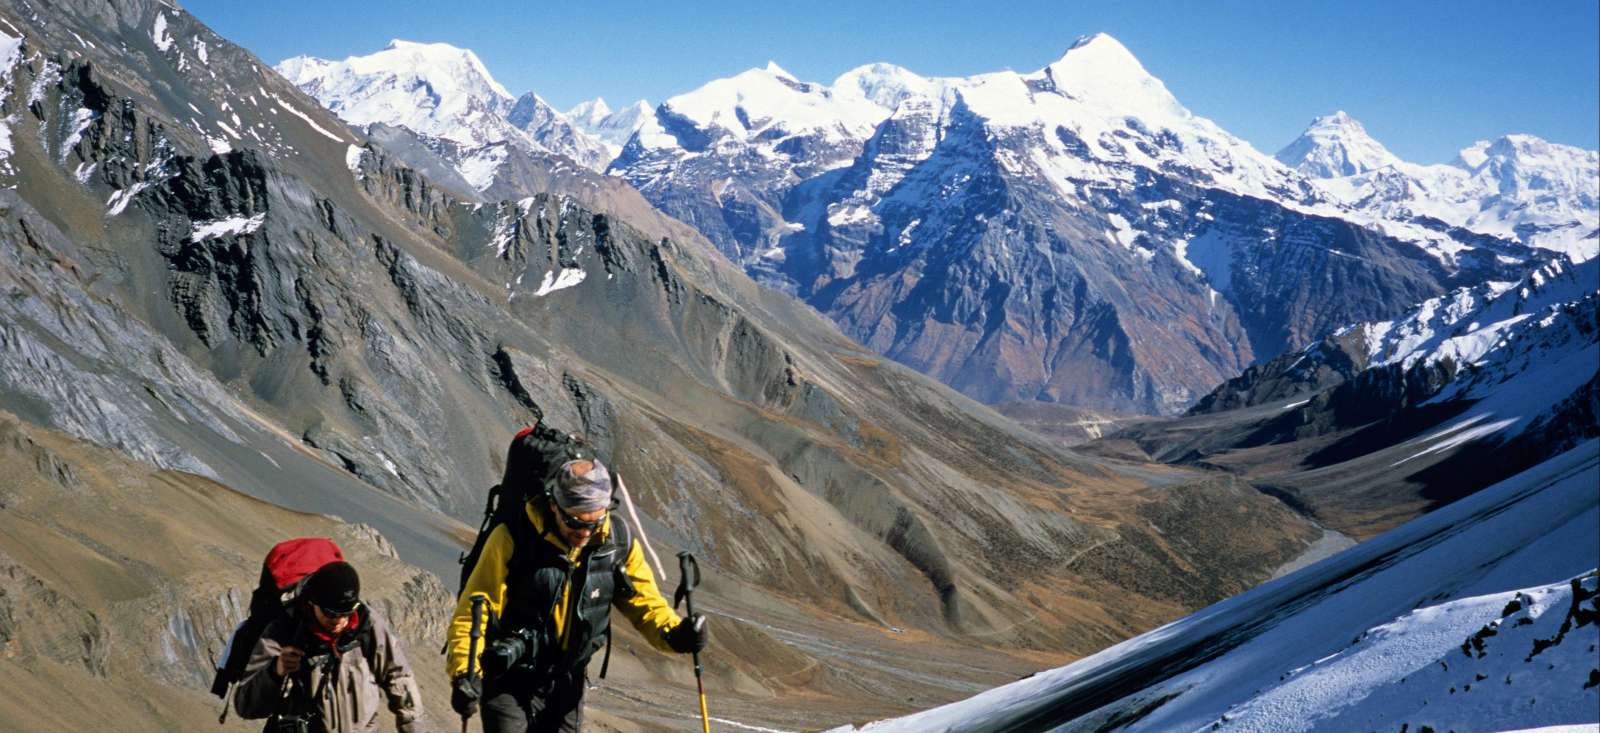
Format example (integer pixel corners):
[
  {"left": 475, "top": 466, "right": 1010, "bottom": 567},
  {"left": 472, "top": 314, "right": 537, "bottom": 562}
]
[
  {"left": 277, "top": 40, "right": 516, "bottom": 147},
  {"left": 1276, "top": 110, "right": 1403, "bottom": 178}
]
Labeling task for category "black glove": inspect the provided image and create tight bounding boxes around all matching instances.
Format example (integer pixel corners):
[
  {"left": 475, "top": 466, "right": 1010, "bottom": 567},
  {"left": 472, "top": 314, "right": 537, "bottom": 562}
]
[
  {"left": 450, "top": 673, "right": 481, "bottom": 718},
  {"left": 666, "top": 613, "right": 708, "bottom": 654}
]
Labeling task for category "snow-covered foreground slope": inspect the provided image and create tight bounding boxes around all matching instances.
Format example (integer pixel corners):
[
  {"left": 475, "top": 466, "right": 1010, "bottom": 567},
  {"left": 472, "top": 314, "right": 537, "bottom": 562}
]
[{"left": 829, "top": 441, "right": 1600, "bottom": 732}]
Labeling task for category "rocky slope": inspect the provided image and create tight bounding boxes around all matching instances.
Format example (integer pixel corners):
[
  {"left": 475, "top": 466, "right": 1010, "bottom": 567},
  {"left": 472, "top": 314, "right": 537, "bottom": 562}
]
[{"left": 0, "top": 2, "right": 1326, "bottom": 729}]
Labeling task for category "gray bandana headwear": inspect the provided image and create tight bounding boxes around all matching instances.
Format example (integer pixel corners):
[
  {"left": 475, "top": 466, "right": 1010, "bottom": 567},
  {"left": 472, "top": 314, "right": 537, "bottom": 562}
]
[{"left": 552, "top": 458, "right": 612, "bottom": 513}]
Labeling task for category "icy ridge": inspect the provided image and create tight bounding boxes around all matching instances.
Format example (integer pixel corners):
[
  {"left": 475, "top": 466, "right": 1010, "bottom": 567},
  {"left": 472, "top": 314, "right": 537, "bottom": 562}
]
[{"left": 1347, "top": 256, "right": 1597, "bottom": 371}]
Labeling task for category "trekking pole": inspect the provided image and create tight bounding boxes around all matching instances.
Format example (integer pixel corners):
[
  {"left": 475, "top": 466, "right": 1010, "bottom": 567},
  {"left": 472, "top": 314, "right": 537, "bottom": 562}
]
[
  {"left": 674, "top": 551, "right": 710, "bottom": 733},
  {"left": 463, "top": 594, "right": 486, "bottom": 733}
]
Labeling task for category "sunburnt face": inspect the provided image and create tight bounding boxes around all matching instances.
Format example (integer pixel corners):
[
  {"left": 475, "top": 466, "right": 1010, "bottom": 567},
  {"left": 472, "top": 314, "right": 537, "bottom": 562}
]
[{"left": 549, "top": 500, "right": 606, "bottom": 549}]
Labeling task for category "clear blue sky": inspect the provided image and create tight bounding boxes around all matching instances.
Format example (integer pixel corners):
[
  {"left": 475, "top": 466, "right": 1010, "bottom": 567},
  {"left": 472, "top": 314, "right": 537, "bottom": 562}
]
[{"left": 182, "top": 0, "right": 1598, "bottom": 164}]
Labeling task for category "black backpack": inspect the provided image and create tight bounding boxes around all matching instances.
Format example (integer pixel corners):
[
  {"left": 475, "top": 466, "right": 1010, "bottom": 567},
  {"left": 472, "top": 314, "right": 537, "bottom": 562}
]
[
  {"left": 454, "top": 424, "right": 638, "bottom": 678},
  {"left": 455, "top": 422, "right": 596, "bottom": 596}
]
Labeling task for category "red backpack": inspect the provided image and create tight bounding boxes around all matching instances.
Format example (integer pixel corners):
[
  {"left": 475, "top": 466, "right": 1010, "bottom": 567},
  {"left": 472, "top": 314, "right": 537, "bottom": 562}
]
[{"left": 210, "top": 538, "right": 345, "bottom": 699}]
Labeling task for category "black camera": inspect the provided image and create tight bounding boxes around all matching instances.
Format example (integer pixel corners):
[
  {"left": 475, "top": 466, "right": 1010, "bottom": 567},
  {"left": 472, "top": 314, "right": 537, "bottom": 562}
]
[{"left": 482, "top": 627, "right": 541, "bottom": 678}]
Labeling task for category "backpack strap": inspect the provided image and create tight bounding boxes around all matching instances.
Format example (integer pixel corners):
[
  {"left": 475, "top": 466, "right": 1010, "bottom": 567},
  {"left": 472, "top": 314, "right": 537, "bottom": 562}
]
[
  {"left": 598, "top": 514, "right": 636, "bottom": 681},
  {"left": 359, "top": 623, "right": 378, "bottom": 680},
  {"left": 599, "top": 624, "right": 614, "bottom": 680}
]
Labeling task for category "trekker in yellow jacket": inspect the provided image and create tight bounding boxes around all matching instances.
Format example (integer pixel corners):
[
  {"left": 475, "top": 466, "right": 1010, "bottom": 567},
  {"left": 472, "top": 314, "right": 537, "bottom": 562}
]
[{"left": 446, "top": 458, "right": 708, "bottom": 732}]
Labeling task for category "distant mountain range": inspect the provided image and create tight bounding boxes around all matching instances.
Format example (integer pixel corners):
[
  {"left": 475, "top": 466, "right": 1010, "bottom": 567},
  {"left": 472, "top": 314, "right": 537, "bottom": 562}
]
[
  {"left": 282, "top": 35, "right": 1596, "bottom": 414},
  {"left": 279, "top": 40, "right": 615, "bottom": 175},
  {"left": 1279, "top": 110, "right": 1598, "bottom": 262}
]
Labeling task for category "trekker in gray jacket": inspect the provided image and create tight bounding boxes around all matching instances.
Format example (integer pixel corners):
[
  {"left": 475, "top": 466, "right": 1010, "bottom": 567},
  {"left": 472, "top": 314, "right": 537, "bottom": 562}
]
[{"left": 234, "top": 561, "right": 423, "bottom": 732}]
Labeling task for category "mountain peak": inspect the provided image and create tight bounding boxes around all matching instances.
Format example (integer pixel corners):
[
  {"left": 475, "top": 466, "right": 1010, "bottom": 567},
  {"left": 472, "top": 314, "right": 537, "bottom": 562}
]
[
  {"left": 832, "top": 62, "right": 930, "bottom": 110},
  {"left": 1314, "top": 109, "right": 1356, "bottom": 127},
  {"left": 764, "top": 60, "right": 796, "bottom": 80},
  {"left": 570, "top": 97, "right": 611, "bottom": 119},
  {"left": 1063, "top": 32, "right": 1131, "bottom": 57},
  {"left": 348, "top": 39, "right": 512, "bottom": 101},
  {"left": 1276, "top": 110, "right": 1401, "bottom": 178},
  {"left": 1040, "top": 33, "right": 1183, "bottom": 118},
  {"left": 274, "top": 39, "right": 518, "bottom": 147},
  {"left": 1052, "top": 32, "right": 1146, "bottom": 74}
]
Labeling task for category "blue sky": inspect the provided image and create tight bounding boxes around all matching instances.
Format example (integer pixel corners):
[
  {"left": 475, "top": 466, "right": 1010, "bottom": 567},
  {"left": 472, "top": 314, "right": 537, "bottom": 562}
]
[{"left": 182, "top": 0, "right": 1598, "bottom": 164}]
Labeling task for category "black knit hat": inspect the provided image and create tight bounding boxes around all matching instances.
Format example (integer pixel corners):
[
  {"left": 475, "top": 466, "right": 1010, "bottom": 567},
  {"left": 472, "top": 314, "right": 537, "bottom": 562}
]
[{"left": 303, "top": 561, "right": 361, "bottom": 614}]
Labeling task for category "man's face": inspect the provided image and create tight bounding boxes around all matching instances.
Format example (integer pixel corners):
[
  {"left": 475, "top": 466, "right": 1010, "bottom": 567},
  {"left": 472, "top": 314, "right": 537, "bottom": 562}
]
[
  {"left": 310, "top": 603, "right": 355, "bottom": 635},
  {"left": 550, "top": 500, "right": 606, "bottom": 549}
]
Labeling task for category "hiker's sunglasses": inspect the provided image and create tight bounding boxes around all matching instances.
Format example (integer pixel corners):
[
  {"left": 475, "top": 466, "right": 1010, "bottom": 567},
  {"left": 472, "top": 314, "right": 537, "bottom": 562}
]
[
  {"left": 314, "top": 601, "right": 360, "bottom": 619},
  {"left": 553, "top": 503, "right": 605, "bottom": 532}
]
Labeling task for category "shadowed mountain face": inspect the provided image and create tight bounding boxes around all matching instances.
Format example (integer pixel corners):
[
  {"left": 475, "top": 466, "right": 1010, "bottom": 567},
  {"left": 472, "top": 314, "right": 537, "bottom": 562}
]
[
  {"left": 0, "top": 3, "right": 1325, "bottom": 729},
  {"left": 1093, "top": 257, "right": 1599, "bottom": 539}
]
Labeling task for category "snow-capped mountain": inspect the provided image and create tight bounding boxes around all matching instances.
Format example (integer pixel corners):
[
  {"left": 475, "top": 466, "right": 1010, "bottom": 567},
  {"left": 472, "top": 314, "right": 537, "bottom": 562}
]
[
  {"left": 275, "top": 33, "right": 1565, "bottom": 414},
  {"left": 565, "top": 96, "right": 651, "bottom": 160},
  {"left": 1274, "top": 110, "right": 1403, "bottom": 178},
  {"left": 614, "top": 34, "right": 1323, "bottom": 263},
  {"left": 277, "top": 40, "right": 518, "bottom": 148},
  {"left": 829, "top": 440, "right": 1600, "bottom": 732},
  {"left": 610, "top": 33, "right": 1536, "bottom": 412},
  {"left": 1280, "top": 114, "right": 1599, "bottom": 263},
  {"left": 276, "top": 40, "right": 613, "bottom": 175},
  {"left": 507, "top": 91, "right": 611, "bottom": 170}
]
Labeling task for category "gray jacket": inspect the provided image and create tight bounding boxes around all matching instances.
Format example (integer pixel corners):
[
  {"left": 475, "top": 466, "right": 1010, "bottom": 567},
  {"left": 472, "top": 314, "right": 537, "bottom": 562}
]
[{"left": 234, "top": 606, "right": 422, "bottom": 733}]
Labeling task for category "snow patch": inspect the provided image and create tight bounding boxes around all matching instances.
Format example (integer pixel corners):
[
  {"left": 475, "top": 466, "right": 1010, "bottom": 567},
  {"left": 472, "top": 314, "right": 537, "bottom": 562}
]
[
  {"left": 458, "top": 145, "right": 507, "bottom": 191},
  {"left": 532, "top": 268, "right": 586, "bottom": 296},
  {"left": 60, "top": 107, "right": 95, "bottom": 160},
  {"left": 345, "top": 144, "right": 365, "bottom": 173},
  {"left": 188, "top": 213, "right": 266, "bottom": 241},
  {"left": 150, "top": 13, "right": 174, "bottom": 53},
  {"left": 106, "top": 181, "right": 154, "bottom": 216},
  {"left": 270, "top": 95, "right": 347, "bottom": 143},
  {"left": 1390, "top": 414, "right": 1519, "bottom": 466}
]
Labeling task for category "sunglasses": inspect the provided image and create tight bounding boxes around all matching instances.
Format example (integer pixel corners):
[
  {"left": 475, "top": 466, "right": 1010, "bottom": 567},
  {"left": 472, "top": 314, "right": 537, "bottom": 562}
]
[
  {"left": 552, "top": 502, "right": 605, "bottom": 532},
  {"left": 314, "top": 601, "right": 360, "bottom": 619}
]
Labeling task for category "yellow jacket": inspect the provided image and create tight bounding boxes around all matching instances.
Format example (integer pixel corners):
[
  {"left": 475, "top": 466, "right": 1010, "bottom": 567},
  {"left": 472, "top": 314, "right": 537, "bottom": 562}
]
[{"left": 445, "top": 501, "right": 681, "bottom": 678}]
